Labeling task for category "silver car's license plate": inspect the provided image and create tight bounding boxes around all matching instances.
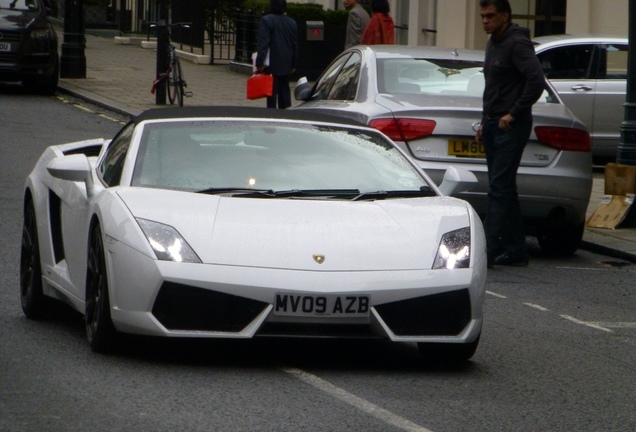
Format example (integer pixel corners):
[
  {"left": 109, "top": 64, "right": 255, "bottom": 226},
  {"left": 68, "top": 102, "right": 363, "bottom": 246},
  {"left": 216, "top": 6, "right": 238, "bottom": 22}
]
[
  {"left": 274, "top": 293, "right": 370, "bottom": 317},
  {"left": 0, "top": 42, "right": 10, "bottom": 52},
  {"left": 448, "top": 139, "right": 486, "bottom": 158}
]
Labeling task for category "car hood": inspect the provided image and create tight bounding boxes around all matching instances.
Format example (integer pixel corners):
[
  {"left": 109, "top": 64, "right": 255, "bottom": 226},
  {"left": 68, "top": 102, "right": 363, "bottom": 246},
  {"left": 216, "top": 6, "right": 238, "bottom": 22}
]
[
  {"left": 0, "top": 9, "right": 41, "bottom": 29},
  {"left": 118, "top": 188, "right": 471, "bottom": 271}
]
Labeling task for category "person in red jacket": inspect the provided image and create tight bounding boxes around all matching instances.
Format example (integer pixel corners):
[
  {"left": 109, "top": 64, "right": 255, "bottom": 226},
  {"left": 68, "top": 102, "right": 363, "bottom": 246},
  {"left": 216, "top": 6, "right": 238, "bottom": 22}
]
[{"left": 360, "top": 0, "right": 395, "bottom": 45}]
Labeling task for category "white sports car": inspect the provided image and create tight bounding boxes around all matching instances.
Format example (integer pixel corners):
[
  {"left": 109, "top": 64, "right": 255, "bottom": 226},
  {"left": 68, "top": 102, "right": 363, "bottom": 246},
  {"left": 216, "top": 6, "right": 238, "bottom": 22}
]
[{"left": 21, "top": 106, "right": 487, "bottom": 361}]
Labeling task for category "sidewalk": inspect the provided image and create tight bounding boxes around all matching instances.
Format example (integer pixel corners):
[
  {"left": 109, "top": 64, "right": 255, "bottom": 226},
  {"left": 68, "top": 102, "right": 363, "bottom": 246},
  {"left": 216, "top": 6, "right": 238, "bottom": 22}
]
[{"left": 57, "top": 32, "right": 636, "bottom": 263}]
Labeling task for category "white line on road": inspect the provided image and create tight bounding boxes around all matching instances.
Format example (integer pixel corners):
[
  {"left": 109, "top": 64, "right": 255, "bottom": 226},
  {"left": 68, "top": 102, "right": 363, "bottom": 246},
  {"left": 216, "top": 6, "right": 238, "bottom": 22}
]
[
  {"left": 588, "top": 322, "right": 636, "bottom": 329},
  {"left": 486, "top": 291, "right": 507, "bottom": 298},
  {"left": 283, "top": 368, "right": 434, "bottom": 432},
  {"left": 524, "top": 303, "right": 549, "bottom": 312},
  {"left": 560, "top": 315, "right": 613, "bottom": 333}
]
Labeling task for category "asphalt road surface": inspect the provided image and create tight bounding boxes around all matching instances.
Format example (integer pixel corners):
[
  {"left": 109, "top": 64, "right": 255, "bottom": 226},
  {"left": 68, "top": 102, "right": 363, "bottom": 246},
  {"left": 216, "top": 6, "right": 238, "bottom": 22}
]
[{"left": 1, "top": 88, "right": 635, "bottom": 432}]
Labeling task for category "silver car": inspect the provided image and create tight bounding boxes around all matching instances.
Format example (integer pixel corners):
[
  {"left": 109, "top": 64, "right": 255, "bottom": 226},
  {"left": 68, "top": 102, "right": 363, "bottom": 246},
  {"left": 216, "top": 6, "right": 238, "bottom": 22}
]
[
  {"left": 292, "top": 45, "right": 592, "bottom": 256},
  {"left": 533, "top": 35, "right": 628, "bottom": 162}
]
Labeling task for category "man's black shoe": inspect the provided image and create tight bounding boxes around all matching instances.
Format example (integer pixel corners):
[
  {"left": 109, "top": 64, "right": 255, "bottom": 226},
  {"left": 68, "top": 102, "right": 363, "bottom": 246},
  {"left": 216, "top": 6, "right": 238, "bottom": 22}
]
[{"left": 494, "top": 253, "right": 529, "bottom": 267}]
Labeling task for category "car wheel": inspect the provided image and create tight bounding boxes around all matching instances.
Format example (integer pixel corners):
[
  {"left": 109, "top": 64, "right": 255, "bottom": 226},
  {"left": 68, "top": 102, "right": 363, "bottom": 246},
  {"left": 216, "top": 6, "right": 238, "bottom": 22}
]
[
  {"left": 537, "top": 221, "right": 584, "bottom": 256},
  {"left": 20, "top": 199, "right": 47, "bottom": 319},
  {"left": 418, "top": 335, "right": 480, "bottom": 363},
  {"left": 85, "top": 224, "right": 118, "bottom": 353},
  {"left": 22, "top": 54, "right": 59, "bottom": 96}
]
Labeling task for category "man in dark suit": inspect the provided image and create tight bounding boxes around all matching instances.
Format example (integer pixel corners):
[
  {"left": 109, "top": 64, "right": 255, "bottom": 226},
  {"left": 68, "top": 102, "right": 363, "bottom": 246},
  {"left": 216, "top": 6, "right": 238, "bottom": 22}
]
[
  {"left": 344, "top": 0, "right": 370, "bottom": 49},
  {"left": 256, "top": 0, "right": 298, "bottom": 109}
]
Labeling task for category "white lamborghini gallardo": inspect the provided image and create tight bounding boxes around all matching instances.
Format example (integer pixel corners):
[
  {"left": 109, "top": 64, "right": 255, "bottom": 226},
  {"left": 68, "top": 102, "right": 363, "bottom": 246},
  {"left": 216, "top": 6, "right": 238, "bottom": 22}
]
[{"left": 21, "top": 106, "right": 486, "bottom": 361}]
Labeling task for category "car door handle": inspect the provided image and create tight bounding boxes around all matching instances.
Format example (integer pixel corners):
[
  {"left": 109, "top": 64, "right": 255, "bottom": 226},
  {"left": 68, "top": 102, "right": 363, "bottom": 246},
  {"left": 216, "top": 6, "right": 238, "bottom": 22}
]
[{"left": 571, "top": 85, "right": 593, "bottom": 92}]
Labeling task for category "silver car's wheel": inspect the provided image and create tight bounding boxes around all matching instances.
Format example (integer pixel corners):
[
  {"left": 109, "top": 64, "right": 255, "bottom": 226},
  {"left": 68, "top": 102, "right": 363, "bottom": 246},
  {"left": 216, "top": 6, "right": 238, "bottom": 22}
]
[
  {"left": 537, "top": 222, "right": 584, "bottom": 256},
  {"left": 85, "top": 224, "right": 118, "bottom": 353},
  {"left": 20, "top": 199, "right": 47, "bottom": 319},
  {"left": 418, "top": 335, "right": 480, "bottom": 363}
]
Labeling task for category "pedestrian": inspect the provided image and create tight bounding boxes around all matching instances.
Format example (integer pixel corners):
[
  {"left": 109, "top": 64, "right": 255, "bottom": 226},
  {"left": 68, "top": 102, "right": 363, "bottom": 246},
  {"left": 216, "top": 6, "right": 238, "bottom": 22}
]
[
  {"left": 255, "top": 0, "right": 298, "bottom": 109},
  {"left": 360, "top": 0, "right": 395, "bottom": 45},
  {"left": 343, "top": 0, "right": 370, "bottom": 50},
  {"left": 475, "top": 0, "right": 545, "bottom": 267}
]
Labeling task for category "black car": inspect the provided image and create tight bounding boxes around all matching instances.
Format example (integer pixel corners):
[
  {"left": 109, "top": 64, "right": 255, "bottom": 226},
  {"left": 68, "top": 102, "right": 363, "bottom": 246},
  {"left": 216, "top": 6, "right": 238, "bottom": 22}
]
[{"left": 0, "top": 0, "right": 58, "bottom": 94}]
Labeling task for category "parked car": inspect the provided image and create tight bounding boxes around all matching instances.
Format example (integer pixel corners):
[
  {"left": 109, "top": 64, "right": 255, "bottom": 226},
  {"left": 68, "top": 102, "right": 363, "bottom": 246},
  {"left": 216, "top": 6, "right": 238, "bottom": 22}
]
[
  {"left": 533, "top": 35, "right": 628, "bottom": 162},
  {"left": 292, "top": 45, "right": 592, "bottom": 256},
  {"left": 0, "top": 0, "right": 58, "bottom": 94},
  {"left": 21, "top": 106, "right": 486, "bottom": 361}
]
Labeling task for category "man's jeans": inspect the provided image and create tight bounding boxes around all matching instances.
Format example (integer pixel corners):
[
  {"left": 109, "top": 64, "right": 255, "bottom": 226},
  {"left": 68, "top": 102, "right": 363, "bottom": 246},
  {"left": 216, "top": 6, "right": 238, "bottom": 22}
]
[{"left": 481, "top": 118, "right": 532, "bottom": 259}]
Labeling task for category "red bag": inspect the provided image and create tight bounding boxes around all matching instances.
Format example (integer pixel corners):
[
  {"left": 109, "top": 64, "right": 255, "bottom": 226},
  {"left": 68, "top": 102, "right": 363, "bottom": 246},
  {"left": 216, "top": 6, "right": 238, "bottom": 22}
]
[{"left": 246, "top": 74, "right": 274, "bottom": 100}]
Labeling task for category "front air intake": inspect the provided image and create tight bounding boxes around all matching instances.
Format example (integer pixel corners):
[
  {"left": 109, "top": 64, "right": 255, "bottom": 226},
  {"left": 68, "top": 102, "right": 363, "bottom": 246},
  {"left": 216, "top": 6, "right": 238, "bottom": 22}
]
[
  {"left": 375, "top": 289, "right": 471, "bottom": 336},
  {"left": 152, "top": 283, "right": 268, "bottom": 332}
]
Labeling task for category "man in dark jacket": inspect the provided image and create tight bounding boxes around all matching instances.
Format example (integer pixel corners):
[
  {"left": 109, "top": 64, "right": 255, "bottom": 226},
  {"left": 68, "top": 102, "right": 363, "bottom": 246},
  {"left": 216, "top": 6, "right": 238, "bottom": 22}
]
[
  {"left": 475, "top": 0, "right": 545, "bottom": 267},
  {"left": 256, "top": 0, "right": 298, "bottom": 109}
]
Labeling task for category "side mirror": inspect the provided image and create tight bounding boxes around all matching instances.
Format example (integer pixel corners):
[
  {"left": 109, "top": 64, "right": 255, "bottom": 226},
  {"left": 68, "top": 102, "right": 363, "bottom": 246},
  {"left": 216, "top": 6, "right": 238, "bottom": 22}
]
[
  {"left": 437, "top": 166, "right": 477, "bottom": 196},
  {"left": 294, "top": 77, "right": 312, "bottom": 101},
  {"left": 47, "top": 154, "right": 95, "bottom": 197}
]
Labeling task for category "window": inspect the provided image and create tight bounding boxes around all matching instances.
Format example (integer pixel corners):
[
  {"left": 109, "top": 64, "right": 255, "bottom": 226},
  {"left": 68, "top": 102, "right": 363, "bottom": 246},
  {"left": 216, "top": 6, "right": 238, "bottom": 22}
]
[
  {"left": 537, "top": 45, "right": 594, "bottom": 79},
  {"left": 312, "top": 53, "right": 351, "bottom": 100},
  {"left": 599, "top": 44, "right": 628, "bottom": 79},
  {"left": 98, "top": 122, "right": 134, "bottom": 187},
  {"left": 327, "top": 52, "right": 361, "bottom": 101}
]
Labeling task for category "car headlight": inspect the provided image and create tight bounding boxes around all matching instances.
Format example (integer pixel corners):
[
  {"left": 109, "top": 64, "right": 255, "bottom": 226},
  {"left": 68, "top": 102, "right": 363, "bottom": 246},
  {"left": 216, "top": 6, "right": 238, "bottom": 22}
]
[
  {"left": 136, "top": 218, "right": 201, "bottom": 263},
  {"left": 433, "top": 227, "right": 471, "bottom": 269}
]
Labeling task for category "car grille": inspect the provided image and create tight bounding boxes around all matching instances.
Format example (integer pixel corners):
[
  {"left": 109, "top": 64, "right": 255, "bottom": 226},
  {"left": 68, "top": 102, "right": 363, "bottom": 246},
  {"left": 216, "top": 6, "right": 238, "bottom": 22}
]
[
  {"left": 374, "top": 289, "right": 472, "bottom": 336},
  {"left": 152, "top": 282, "right": 269, "bottom": 332},
  {"left": 0, "top": 31, "right": 22, "bottom": 62}
]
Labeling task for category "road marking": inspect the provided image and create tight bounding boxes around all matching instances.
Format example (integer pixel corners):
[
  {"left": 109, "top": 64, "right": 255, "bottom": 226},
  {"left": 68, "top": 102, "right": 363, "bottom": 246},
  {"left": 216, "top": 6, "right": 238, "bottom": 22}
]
[
  {"left": 283, "top": 368, "right": 434, "bottom": 432},
  {"left": 56, "top": 95, "right": 127, "bottom": 124},
  {"left": 560, "top": 315, "right": 613, "bottom": 333},
  {"left": 486, "top": 291, "right": 507, "bottom": 298},
  {"left": 524, "top": 303, "right": 549, "bottom": 312},
  {"left": 588, "top": 322, "right": 636, "bottom": 329},
  {"left": 99, "top": 113, "right": 127, "bottom": 124}
]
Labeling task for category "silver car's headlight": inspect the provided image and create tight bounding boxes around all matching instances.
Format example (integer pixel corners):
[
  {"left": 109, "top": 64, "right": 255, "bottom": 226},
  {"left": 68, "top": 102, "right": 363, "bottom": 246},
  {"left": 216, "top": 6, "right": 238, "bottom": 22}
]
[
  {"left": 433, "top": 227, "right": 471, "bottom": 269},
  {"left": 136, "top": 218, "right": 201, "bottom": 263}
]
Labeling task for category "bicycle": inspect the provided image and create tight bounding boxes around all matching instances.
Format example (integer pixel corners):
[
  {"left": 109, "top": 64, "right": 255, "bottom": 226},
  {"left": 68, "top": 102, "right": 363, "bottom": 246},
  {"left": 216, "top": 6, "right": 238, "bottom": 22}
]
[{"left": 150, "top": 22, "right": 193, "bottom": 107}]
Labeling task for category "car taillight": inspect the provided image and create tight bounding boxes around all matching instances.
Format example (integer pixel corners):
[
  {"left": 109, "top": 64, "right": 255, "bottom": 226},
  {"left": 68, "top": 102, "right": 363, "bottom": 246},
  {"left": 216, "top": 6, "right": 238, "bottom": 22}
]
[
  {"left": 369, "top": 118, "right": 436, "bottom": 141},
  {"left": 534, "top": 126, "right": 591, "bottom": 152}
]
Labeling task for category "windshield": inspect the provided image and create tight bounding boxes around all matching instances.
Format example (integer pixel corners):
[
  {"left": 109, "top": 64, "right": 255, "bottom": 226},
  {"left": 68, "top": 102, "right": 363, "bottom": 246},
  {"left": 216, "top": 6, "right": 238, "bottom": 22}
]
[
  {"left": 378, "top": 58, "right": 555, "bottom": 103},
  {"left": 131, "top": 120, "right": 432, "bottom": 196},
  {"left": 0, "top": 0, "right": 39, "bottom": 11}
]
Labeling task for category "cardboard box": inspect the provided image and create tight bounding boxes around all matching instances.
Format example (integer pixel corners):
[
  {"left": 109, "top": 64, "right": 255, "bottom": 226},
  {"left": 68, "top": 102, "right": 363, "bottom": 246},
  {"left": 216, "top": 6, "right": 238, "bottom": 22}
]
[
  {"left": 604, "top": 163, "right": 636, "bottom": 195},
  {"left": 586, "top": 194, "right": 635, "bottom": 229}
]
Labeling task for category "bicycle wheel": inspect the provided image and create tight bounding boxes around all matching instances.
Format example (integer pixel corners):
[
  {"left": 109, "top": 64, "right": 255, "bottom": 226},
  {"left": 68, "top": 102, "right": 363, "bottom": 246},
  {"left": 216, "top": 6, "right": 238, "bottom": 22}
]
[
  {"left": 167, "top": 50, "right": 177, "bottom": 104},
  {"left": 173, "top": 59, "right": 185, "bottom": 107}
]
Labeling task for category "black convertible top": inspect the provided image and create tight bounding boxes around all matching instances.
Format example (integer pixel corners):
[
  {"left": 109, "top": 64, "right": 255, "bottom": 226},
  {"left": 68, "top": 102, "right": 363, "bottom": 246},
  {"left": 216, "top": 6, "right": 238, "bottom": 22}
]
[{"left": 134, "top": 106, "right": 368, "bottom": 128}]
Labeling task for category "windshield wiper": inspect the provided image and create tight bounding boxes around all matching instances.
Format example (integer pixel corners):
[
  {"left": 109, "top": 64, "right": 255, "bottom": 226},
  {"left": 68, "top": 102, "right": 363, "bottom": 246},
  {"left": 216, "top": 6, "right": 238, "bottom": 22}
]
[
  {"left": 196, "top": 187, "right": 274, "bottom": 195},
  {"left": 352, "top": 187, "right": 436, "bottom": 201},
  {"left": 196, "top": 188, "right": 361, "bottom": 198},
  {"left": 232, "top": 188, "right": 361, "bottom": 198}
]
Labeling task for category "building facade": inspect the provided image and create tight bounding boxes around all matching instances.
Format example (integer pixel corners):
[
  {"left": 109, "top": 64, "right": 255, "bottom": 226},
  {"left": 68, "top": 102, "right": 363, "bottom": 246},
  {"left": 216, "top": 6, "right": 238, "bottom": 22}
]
[
  {"left": 90, "top": 0, "right": 630, "bottom": 48},
  {"left": 302, "top": 0, "right": 629, "bottom": 49}
]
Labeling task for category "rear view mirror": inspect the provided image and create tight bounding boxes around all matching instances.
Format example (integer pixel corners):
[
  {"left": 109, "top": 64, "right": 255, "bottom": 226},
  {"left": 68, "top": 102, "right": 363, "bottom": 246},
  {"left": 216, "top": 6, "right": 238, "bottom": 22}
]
[
  {"left": 438, "top": 166, "right": 477, "bottom": 196},
  {"left": 294, "top": 77, "right": 312, "bottom": 101}
]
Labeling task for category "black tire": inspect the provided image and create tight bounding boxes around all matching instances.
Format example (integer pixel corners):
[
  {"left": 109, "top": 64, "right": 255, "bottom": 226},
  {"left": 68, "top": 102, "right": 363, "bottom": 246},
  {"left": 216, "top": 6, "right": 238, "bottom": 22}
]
[
  {"left": 537, "top": 221, "right": 584, "bottom": 256},
  {"left": 173, "top": 59, "right": 184, "bottom": 107},
  {"left": 418, "top": 334, "right": 480, "bottom": 363},
  {"left": 85, "top": 224, "right": 118, "bottom": 353},
  {"left": 20, "top": 199, "right": 47, "bottom": 319},
  {"left": 167, "top": 56, "right": 177, "bottom": 105},
  {"left": 22, "top": 54, "right": 59, "bottom": 96}
]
